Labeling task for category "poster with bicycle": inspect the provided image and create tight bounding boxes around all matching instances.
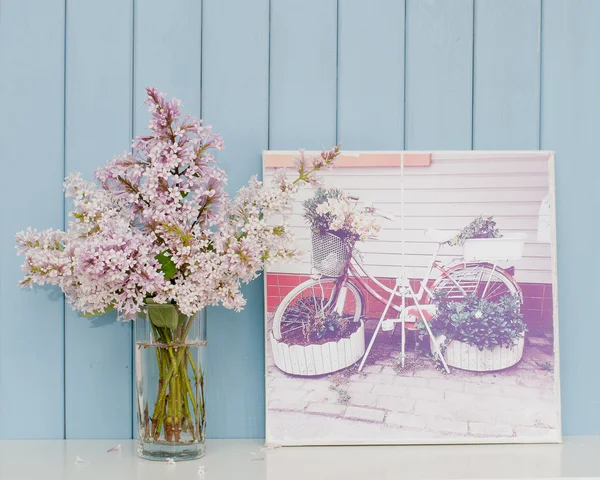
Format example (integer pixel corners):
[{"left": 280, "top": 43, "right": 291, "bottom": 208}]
[{"left": 263, "top": 150, "right": 560, "bottom": 445}]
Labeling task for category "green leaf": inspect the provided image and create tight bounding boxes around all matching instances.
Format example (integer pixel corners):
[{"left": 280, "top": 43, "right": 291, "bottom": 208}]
[
  {"left": 156, "top": 249, "right": 178, "bottom": 280},
  {"left": 147, "top": 304, "right": 179, "bottom": 330},
  {"left": 80, "top": 304, "right": 115, "bottom": 318}
]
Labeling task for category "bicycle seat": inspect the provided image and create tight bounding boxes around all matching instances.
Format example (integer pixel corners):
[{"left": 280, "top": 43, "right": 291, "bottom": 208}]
[{"left": 424, "top": 229, "right": 460, "bottom": 244}]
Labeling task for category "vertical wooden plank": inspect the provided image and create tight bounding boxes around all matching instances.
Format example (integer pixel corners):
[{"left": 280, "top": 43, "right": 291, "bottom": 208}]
[
  {"left": 133, "top": 0, "right": 202, "bottom": 133},
  {"left": 269, "top": 0, "right": 338, "bottom": 149},
  {"left": 321, "top": 345, "right": 332, "bottom": 373},
  {"left": 0, "top": 0, "right": 65, "bottom": 439},
  {"left": 337, "top": 0, "right": 405, "bottom": 149},
  {"left": 329, "top": 343, "right": 340, "bottom": 372},
  {"left": 64, "top": 0, "right": 133, "bottom": 438},
  {"left": 473, "top": 0, "right": 541, "bottom": 149},
  {"left": 297, "top": 347, "right": 308, "bottom": 375},
  {"left": 337, "top": 339, "right": 346, "bottom": 369},
  {"left": 313, "top": 344, "right": 324, "bottom": 374},
  {"left": 305, "top": 345, "right": 316, "bottom": 375},
  {"left": 343, "top": 336, "right": 352, "bottom": 365},
  {"left": 282, "top": 343, "right": 293, "bottom": 373},
  {"left": 202, "top": 0, "right": 269, "bottom": 438},
  {"left": 405, "top": 0, "right": 473, "bottom": 149},
  {"left": 541, "top": 0, "right": 600, "bottom": 434}
]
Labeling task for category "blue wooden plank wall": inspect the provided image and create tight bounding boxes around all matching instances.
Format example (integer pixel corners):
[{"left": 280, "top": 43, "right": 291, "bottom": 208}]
[{"left": 0, "top": 0, "right": 599, "bottom": 439}]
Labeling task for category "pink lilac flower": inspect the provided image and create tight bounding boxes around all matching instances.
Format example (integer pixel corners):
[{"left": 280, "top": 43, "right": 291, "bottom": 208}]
[{"left": 16, "top": 87, "right": 341, "bottom": 320}]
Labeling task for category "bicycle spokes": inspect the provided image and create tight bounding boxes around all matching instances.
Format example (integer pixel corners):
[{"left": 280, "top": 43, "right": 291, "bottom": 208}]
[
  {"left": 279, "top": 281, "right": 358, "bottom": 338},
  {"left": 435, "top": 264, "right": 520, "bottom": 303}
]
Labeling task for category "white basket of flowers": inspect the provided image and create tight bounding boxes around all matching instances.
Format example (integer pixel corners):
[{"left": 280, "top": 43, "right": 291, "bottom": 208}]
[
  {"left": 448, "top": 216, "right": 526, "bottom": 261},
  {"left": 463, "top": 234, "right": 527, "bottom": 261},
  {"left": 303, "top": 189, "right": 381, "bottom": 276}
]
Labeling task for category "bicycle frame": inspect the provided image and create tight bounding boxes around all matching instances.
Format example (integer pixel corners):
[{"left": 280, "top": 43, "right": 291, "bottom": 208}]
[{"left": 323, "top": 241, "right": 514, "bottom": 316}]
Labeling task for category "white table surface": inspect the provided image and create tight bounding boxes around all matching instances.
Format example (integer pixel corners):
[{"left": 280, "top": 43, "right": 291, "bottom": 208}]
[{"left": 0, "top": 436, "right": 599, "bottom": 480}]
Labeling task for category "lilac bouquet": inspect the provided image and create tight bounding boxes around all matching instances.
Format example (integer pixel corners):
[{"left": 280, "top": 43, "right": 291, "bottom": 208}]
[
  {"left": 16, "top": 87, "right": 340, "bottom": 456},
  {"left": 16, "top": 87, "right": 340, "bottom": 320}
]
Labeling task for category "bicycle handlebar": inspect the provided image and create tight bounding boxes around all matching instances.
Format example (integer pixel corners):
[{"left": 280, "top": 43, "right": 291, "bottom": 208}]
[
  {"left": 346, "top": 194, "right": 395, "bottom": 221},
  {"left": 372, "top": 207, "right": 396, "bottom": 221}
]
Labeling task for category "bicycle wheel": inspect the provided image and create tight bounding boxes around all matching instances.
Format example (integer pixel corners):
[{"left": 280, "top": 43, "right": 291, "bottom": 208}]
[
  {"left": 272, "top": 278, "right": 364, "bottom": 341},
  {"left": 429, "top": 263, "right": 522, "bottom": 304}
]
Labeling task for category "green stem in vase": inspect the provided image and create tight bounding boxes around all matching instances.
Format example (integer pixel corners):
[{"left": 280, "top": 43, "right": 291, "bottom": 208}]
[
  {"left": 186, "top": 349, "right": 205, "bottom": 436},
  {"left": 199, "top": 362, "right": 206, "bottom": 435},
  {"left": 181, "top": 356, "right": 198, "bottom": 418},
  {"left": 150, "top": 324, "right": 169, "bottom": 439},
  {"left": 150, "top": 318, "right": 195, "bottom": 439},
  {"left": 179, "top": 350, "right": 195, "bottom": 439}
]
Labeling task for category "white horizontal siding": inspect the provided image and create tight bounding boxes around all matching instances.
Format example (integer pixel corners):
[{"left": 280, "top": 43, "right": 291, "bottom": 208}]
[{"left": 265, "top": 152, "right": 553, "bottom": 284}]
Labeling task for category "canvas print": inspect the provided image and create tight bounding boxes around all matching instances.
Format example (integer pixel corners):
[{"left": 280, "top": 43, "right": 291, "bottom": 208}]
[{"left": 264, "top": 150, "right": 560, "bottom": 445}]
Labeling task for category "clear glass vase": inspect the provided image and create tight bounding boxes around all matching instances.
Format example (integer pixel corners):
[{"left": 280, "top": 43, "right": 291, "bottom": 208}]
[{"left": 135, "top": 308, "right": 207, "bottom": 461}]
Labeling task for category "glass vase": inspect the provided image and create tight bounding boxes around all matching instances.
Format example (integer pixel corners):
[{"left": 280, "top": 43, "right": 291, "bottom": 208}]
[{"left": 135, "top": 308, "right": 207, "bottom": 461}]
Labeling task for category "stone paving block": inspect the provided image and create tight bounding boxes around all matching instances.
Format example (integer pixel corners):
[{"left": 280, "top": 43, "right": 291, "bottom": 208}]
[
  {"left": 501, "top": 385, "right": 542, "bottom": 400},
  {"left": 376, "top": 396, "right": 415, "bottom": 413},
  {"left": 349, "top": 373, "right": 371, "bottom": 383},
  {"left": 270, "top": 377, "right": 306, "bottom": 390},
  {"left": 413, "top": 400, "right": 452, "bottom": 419},
  {"left": 514, "top": 426, "right": 557, "bottom": 438},
  {"left": 516, "top": 376, "right": 554, "bottom": 390},
  {"left": 374, "top": 359, "right": 391, "bottom": 366},
  {"left": 345, "top": 406, "right": 385, "bottom": 422},
  {"left": 415, "top": 400, "right": 496, "bottom": 424},
  {"left": 304, "top": 378, "right": 336, "bottom": 391},
  {"left": 361, "top": 365, "right": 383, "bottom": 374},
  {"left": 385, "top": 411, "right": 427, "bottom": 429},
  {"left": 394, "top": 367, "right": 419, "bottom": 378},
  {"left": 381, "top": 366, "right": 399, "bottom": 376},
  {"left": 469, "top": 421, "right": 514, "bottom": 437},
  {"left": 444, "top": 390, "right": 523, "bottom": 410},
  {"left": 365, "top": 373, "right": 396, "bottom": 385},
  {"left": 269, "top": 387, "right": 309, "bottom": 402},
  {"left": 427, "top": 377, "right": 465, "bottom": 392},
  {"left": 464, "top": 382, "right": 503, "bottom": 396},
  {"left": 425, "top": 417, "right": 468, "bottom": 435},
  {"left": 515, "top": 367, "right": 550, "bottom": 378},
  {"left": 348, "top": 392, "right": 379, "bottom": 408},
  {"left": 306, "top": 403, "right": 347, "bottom": 416},
  {"left": 408, "top": 386, "right": 444, "bottom": 402},
  {"left": 465, "top": 374, "right": 518, "bottom": 386},
  {"left": 302, "top": 390, "right": 337, "bottom": 404},
  {"left": 268, "top": 400, "right": 308, "bottom": 412},
  {"left": 494, "top": 403, "right": 539, "bottom": 426},
  {"left": 412, "top": 369, "right": 445, "bottom": 379},
  {"left": 394, "top": 376, "right": 429, "bottom": 388},
  {"left": 347, "top": 382, "right": 374, "bottom": 394},
  {"left": 372, "top": 384, "right": 410, "bottom": 397}
]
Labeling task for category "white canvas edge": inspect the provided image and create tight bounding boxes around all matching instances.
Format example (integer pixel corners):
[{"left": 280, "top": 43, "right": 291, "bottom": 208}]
[
  {"left": 548, "top": 152, "right": 563, "bottom": 442},
  {"left": 262, "top": 149, "right": 555, "bottom": 155},
  {"left": 262, "top": 150, "right": 562, "bottom": 447}
]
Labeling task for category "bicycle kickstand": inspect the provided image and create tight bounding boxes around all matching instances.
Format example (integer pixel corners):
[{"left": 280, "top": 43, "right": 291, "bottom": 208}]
[{"left": 358, "top": 283, "right": 399, "bottom": 372}]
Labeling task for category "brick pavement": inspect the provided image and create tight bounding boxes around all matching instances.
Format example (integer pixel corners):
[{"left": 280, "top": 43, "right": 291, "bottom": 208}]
[{"left": 266, "top": 316, "right": 559, "bottom": 441}]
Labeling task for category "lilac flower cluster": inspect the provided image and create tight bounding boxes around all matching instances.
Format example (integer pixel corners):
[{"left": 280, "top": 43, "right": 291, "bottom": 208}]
[{"left": 16, "top": 88, "right": 340, "bottom": 320}]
